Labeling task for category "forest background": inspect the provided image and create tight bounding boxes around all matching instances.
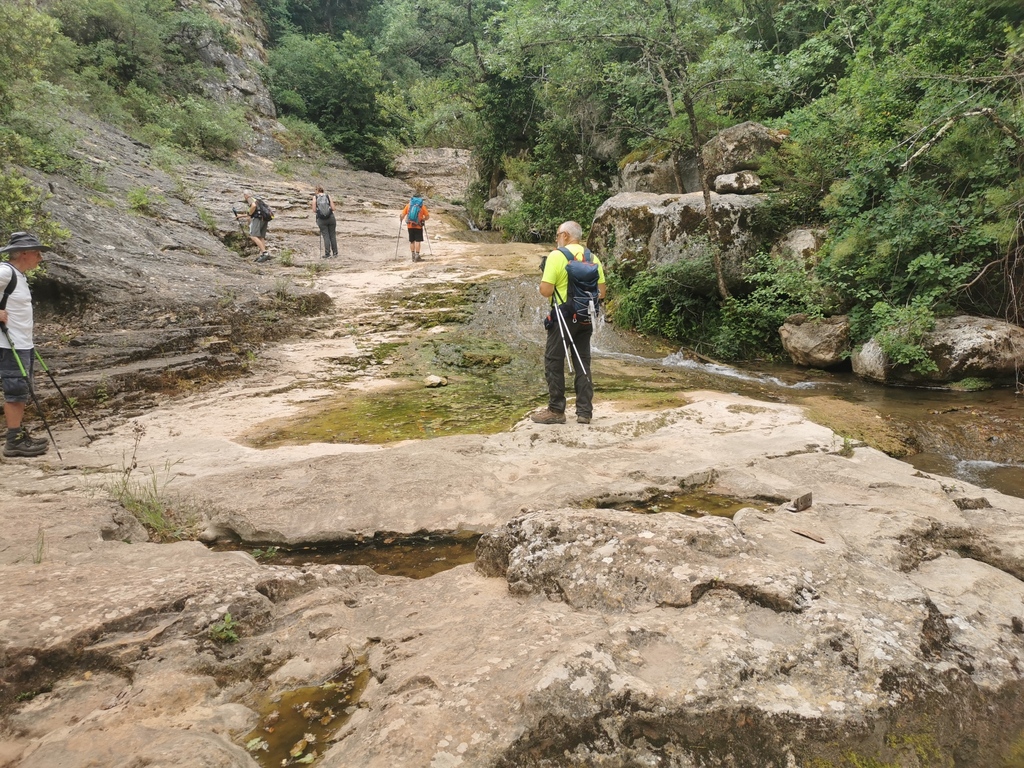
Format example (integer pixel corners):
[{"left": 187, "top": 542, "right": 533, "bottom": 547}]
[{"left": 2, "top": 0, "right": 1023, "bottom": 364}]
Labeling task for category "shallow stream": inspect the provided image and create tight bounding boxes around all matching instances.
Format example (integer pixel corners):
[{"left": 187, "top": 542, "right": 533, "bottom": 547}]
[{"left": 251, "top": 274, "right": 1024, "bottom": 499}]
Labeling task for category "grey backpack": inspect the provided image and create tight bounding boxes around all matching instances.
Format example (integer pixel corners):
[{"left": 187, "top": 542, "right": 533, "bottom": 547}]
[{"left": 315, "top": 193, "right": 332, "bottom": 219}]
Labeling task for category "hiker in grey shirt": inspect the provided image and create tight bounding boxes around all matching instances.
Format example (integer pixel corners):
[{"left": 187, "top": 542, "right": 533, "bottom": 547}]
[{"left": 312, "top": 186, "right": 338, "bottom": 259}]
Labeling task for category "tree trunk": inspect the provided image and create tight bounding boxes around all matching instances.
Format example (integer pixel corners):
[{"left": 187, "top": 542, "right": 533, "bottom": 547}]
[{"left": 683, "top": 92, "right": 730, "bottom": 301}]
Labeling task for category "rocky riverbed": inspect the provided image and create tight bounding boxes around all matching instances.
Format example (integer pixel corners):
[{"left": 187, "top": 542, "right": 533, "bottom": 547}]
[{"left": 3, "top": 128, "right": 1024, "bottom": 767}]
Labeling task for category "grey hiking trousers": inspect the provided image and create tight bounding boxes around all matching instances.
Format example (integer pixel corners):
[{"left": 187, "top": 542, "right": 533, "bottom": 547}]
[
  {"left": 317, "top": 213, "right": 338, "bottom": 257},
  {"left": 543, "top": 310, "right": 593, "bottom": 418}
]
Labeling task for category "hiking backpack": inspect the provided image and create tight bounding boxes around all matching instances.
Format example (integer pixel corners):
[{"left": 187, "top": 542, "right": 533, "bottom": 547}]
[
  {"left": 254, "top": 198, "right": 274, "bottom": 221},
  {"left": 557, "top": 246, "right": 601, "bottom": 324},
  {"left": 1, "top": 265, "right": 16, "bottom": 320},
  {"left": 407, "top": 196, "right": 424, "bottom": 225},
  {"left": 315, "top": 193, "right": 332, "bottom": 219}
]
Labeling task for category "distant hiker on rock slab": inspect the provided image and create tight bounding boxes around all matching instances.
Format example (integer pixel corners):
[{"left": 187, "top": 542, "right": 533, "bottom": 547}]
[
  {"left": 312, "top": 185, "right": 338, "bottom": 260},
  {"left": 237, "top": 190, "right": 273, "bottom": 263},
  {"left": 0, "top": 232, "right": 51, "bottom": 457},
  {"left": 401, "top": 195, "right": 430, "bottom": 262}
]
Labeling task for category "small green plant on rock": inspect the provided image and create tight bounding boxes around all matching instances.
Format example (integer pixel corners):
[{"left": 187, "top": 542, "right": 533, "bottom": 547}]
[
  {"left": 107, "top": 423, "right": 202, "bottom": 542},
  {"left": 209, "top": 612, "right": 239, "bottom": 643},
  {"left": 949, "top": 377, "right": 992, "bottom": 392},
  {"left": 251, "top": 546, "right": 280, "bottom": 561},
  {"left": 127, "top": 187, "right": 168, "bottom": 217}
]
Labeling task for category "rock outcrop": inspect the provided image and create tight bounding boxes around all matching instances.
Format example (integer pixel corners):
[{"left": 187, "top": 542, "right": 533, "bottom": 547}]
[
  {"left": 393, "top": 148, "right": 477, "bottom": 203},
  {"left": 484, "top": 178, "right": 522, "bottom": 220},
  {"left": 7, "top": 394, "right": 1024, "bottom": 767},
  {"left": 852, "top": 315, "right": 1024, "bottom": 387},
  {"left": 194, "top": 0, "right": 277, "bottom": 120},
  {"left": 588, "top": 191, "right": 767, "bottom": 292}
]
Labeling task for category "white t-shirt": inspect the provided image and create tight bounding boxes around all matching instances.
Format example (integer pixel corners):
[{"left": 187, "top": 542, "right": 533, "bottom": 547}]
[{"left": 0, "top": 262, "right": 33, "bottom": 350}]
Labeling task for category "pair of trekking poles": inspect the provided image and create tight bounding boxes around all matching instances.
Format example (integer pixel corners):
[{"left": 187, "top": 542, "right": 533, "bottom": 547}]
[
  {"left": 550, "top": 288, "right": 590, "bottom": 381},
  {"left": 0, "top": 322, "right": 94, "bottom": 461},
  {"left": 394, "top": 223, "right": 433, "bottom": 260}
]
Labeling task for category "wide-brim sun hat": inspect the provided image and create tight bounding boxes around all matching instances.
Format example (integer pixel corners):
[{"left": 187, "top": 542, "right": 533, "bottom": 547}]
[{"left": 0, "top": 232, "right": 52, "bottom": 255}]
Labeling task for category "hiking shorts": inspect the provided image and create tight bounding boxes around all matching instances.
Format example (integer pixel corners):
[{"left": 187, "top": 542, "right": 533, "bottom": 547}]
[
  {"left": 0, "top": 347, "right": 33, "bottom": 403},
  {"left": 407, "top": 226, "right": 424, "bottom": 243},
  {"left": 250, "top": 217, "right": 269, "bottom": 238}
]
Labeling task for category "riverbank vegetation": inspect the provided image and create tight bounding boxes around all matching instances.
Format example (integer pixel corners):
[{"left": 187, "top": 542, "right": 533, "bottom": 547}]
[{"left": 1, "top": 0, "right": 1022, "bottom": 361}]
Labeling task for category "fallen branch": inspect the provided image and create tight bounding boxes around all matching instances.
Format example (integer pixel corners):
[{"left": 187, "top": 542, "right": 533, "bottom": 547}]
[{"left": 900, "top": 108, "right": 1024, "bottom": 171}]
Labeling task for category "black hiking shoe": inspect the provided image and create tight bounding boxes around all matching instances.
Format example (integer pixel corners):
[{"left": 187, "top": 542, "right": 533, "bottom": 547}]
[
  {"left": 530, "top": 409, "right": 566, "bottom": 424},
  {"left": 4, "top": 428, "right": 49, "bottom": 457},
  {"left": 255, "top": 252, "right": 271, "bottom": 263}
]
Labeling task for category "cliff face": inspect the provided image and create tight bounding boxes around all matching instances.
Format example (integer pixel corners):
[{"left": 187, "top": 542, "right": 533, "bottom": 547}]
[
  {"left": 189, "top": 0, "right": 275, "bottom": 118},
  {"left": 184, "top": 0, "right": 286, "bottom": 156}
]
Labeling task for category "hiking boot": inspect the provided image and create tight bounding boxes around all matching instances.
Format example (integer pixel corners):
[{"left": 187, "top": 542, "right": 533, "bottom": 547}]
[
  {"left": 4, "top": 428, "right": 49, "bottom": 457},
  {"left": 577, "top": 416, "right": 591, "bottom": 424},
  {"left": 531, "top": 409, "right": 566, "bottom": 424},
  {"left": 255, "top": 252, "right": 271, "bottom": 263}
]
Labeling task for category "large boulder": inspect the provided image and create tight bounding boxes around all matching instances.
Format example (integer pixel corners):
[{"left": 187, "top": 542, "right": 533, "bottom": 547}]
[
  {"left": 620, "top": 153, "right": 700, "bottom": 194},
  {"left": 714, "top": 171, "right": 762, "bottom": 194},
  {"left": 588, "top": 191, "right": 768, "bottom": 293},
  {"left": 852, "top": 315, "right": 1024, "bottom": 386},
  {"left": 779, "top": 314, "right": 851, "bottom": 369},
  {"left": 771, "top": 227, "right": 827, "bottom": 266},
  {"left": 702, "top": 121, "right": 787, "bottom": 185}
]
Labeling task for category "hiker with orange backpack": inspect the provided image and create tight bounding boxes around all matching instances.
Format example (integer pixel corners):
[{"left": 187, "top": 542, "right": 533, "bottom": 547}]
[{"left": 400, "top": 196, "right": 430, "bottom": 262}]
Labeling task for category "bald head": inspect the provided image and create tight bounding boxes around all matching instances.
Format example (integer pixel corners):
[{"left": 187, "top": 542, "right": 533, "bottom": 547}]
[{"left": 556, "top": 221, "right": 583, "bottom": 243}]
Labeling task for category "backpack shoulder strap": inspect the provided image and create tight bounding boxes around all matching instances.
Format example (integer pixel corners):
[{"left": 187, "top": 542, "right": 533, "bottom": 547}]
[
  {"left": 0, "top": 264, "right": 17, "bottom": 312},
  {"left": 558, "top": 245, "right": 593, "bottom": 263}
]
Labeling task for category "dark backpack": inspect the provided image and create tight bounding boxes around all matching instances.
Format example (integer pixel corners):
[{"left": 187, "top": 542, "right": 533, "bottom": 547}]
[
  {"left": 407, "top": 196, "right": 424, "bottom": 225},
  {"left": 1, "top": 265, "right": 16, "bottom": 320},
  {"left": 557, "top": 246, "right": 601, "bottom": 324},
  {"left": 254, "top": 198, "right": 274, "bottom": 221},
  {"left": 315, "top": 193, "right": 332, "bottom": 219}
]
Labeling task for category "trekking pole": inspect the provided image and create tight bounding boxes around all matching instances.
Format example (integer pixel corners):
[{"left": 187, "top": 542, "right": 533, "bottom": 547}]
[
  {"left": 0, "top": 324, "right": 61, "bottom": 460},
  {"left": 553, "top": 289, "right": 590, "bottom": 380},
  {"left": 231, "top": 207, "right": 247, "bottom": 236},
  {"left": 395, "top": 221, "right": 403, "bottom": 259},
  {"left": 553, "top": 305, "right": 574, "bottom": 375},
  {"left": 33, "top": 349, "right": 94, "bottom": 442},
  {"left": 423, "top": 225, "right": 433, "bottom": 257}
]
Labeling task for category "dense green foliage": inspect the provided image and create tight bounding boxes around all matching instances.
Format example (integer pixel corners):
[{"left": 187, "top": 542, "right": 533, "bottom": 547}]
[
  {"left": 1, "top": 0, "right": 1021, "bottom": 362},
  {"left": 268, "top": 33, "right": 394, "bottom": 171}
]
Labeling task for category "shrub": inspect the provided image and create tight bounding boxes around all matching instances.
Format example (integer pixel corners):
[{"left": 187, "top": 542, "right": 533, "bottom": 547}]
[{"left": 0, "top": 168, "right": 69, "bottom": 247}]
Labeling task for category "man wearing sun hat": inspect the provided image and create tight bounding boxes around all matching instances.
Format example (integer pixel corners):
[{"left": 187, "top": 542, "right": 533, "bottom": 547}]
[{"left": 0, "top": 232, "right": 52, "bottom": 457}]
